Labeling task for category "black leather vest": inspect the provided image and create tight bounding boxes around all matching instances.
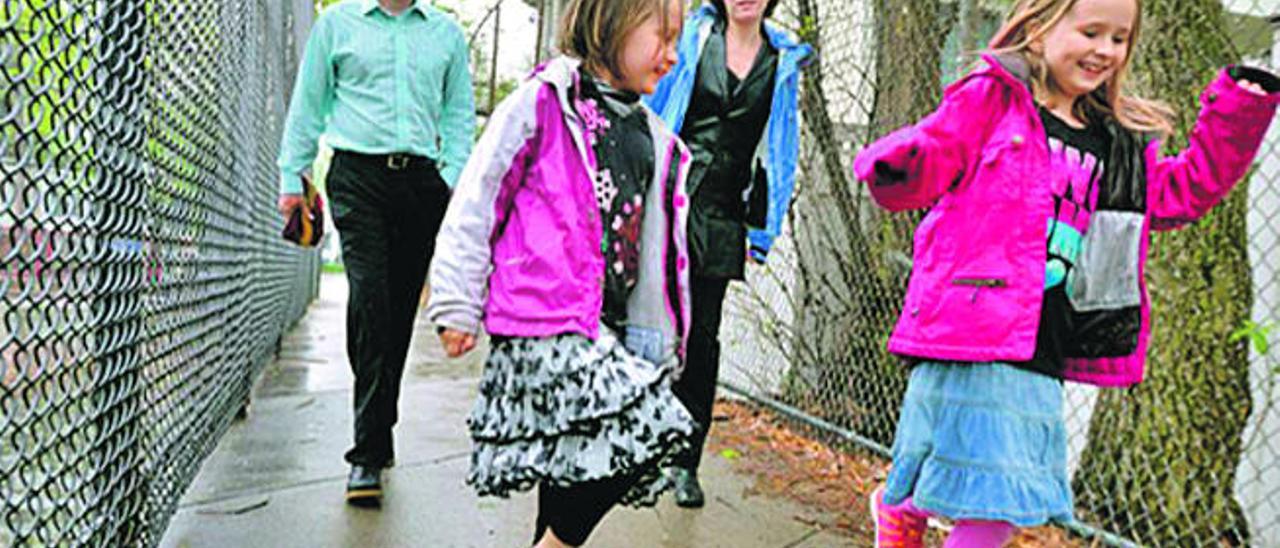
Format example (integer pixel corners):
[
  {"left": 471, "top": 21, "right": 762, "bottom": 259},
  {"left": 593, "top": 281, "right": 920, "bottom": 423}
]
[{"left": 681, "top": 22, "right": 777, "bottom": 278}]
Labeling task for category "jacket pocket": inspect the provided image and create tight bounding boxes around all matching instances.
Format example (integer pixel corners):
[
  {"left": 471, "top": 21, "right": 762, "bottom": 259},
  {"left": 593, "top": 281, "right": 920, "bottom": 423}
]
[
  {"left": 1067, "top": 210, "right": 1143, "bottom": 311},
  {"left": 1064, "top": 210, "right": 1144, "bottom": 358},
  {"left": 910, "top": 272, "right": 1014, "bottom": 342}
]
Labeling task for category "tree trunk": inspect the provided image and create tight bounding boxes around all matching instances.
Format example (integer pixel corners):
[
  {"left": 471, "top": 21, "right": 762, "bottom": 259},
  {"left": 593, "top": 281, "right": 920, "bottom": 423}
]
[
  {"left": 1072, "top": 1, "right": 1253, "bottom": 544},
  {"left": 783, "top": 0, "right": 949, "bottom": 446}
]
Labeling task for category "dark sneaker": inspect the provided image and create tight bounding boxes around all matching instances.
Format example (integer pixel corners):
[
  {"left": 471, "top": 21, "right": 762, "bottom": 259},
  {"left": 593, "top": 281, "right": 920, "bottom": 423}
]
[
  {"left": 345, "top": 465, "right": 383, "bottom": 507},
  {"left": 672, "top": 467, "right": 705, "bottom": 508}
]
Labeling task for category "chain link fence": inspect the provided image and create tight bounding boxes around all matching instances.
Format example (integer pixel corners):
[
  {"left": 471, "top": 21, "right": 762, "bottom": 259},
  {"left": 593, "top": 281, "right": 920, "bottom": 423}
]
[
  {"left": 719, "top": 0, "right": 1280, "bottom": 546},
  {"left": 4, "top": 0, "right": 1278, "bottom": 545},
  {"left": 0, "top": 0, "right": 319, "bottom": 545}
]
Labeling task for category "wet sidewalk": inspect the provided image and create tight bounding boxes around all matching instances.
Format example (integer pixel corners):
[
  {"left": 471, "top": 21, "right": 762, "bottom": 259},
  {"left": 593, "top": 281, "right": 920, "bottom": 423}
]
[{"left": 160, "top": 274, "right": 847, "bottom": 547}]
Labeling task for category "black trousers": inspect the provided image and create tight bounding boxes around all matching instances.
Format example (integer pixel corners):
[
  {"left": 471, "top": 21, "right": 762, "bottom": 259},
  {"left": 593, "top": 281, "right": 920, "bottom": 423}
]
[
  {"left": 672, "top": 275, "right": 731, "bottom": 470},
  {"left": 534, "top": 473, "right": 639, "bottom": 546},
  {"left": 327, "top": 151, "right": 450, "bottom": 467}
]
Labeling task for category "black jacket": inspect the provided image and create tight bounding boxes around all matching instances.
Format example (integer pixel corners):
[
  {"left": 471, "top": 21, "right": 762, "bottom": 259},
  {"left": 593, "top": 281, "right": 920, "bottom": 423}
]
[{"left": 681, "top": 22, "right": 777, "bottom": 279}]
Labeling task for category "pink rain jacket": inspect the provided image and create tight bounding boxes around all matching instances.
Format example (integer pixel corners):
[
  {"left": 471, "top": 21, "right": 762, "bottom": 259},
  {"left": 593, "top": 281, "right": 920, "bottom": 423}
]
[{"left": 854, "top": 54, "right": 1279, "bottom": 387}]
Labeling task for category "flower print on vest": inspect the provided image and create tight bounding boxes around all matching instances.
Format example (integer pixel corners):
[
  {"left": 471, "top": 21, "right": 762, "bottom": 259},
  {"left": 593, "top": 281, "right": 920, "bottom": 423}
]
[
  {"left": 611, "top": 194, "right": 645, "bottom": 287},
  {"left": 594, "top": 169, "right": 618, "bottom": 212},
  {"left": 575, "top": 96, "right": 611, "bottom": 147}
]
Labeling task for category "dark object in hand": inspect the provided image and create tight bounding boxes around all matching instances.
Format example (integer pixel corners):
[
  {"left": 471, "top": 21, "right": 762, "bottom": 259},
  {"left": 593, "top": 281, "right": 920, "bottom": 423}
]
[{"left": 282, "top": 179, "right": 325, "bottom": 247}]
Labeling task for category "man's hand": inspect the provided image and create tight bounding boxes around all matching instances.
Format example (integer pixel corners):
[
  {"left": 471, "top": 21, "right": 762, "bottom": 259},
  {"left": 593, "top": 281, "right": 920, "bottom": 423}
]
[
  {"left": 278, "top": 193, "right": 305, "bottom": 218},
  {"left": 439, "top": 328, "right": 477, "bottom": 358},
  {"left": 278, "top": 175, "right": 312, "bottom": 219}
]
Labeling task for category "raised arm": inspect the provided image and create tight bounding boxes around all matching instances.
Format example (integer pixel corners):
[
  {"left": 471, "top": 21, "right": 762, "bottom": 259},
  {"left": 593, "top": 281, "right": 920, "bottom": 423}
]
[{"left": 1148, "top": 66, "right": 1280, "bottom": 231}]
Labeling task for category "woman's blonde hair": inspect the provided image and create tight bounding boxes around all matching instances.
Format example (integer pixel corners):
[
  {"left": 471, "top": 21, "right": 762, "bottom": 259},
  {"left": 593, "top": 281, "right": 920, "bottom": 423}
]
[
  {"left": 557, "top": 0, "right": 677, "bottom": 82},
  {"left": 987, "top": 0, "right": 1174, "bottom": 136}
]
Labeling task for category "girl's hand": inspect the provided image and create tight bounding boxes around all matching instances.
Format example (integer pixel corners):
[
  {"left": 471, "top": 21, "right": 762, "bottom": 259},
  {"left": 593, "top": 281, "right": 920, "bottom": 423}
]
[
  {"left": 439, "top": 328, "right": 477, "bottom": 357},
  {"left": 1239, "top": 79, "right": 1267, "bottom": 96}
]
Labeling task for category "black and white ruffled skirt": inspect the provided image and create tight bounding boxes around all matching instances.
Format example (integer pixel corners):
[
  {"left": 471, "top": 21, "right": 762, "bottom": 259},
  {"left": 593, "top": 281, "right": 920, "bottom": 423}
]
[{"left": 465, "top": 324, "right": 696, "bottom": 507}]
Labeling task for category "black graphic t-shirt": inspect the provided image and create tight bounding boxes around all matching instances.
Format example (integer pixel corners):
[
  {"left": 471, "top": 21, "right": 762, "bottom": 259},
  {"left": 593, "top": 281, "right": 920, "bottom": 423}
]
[{"left": 1014, "top": 107, "right": 1112, "bottom": 379}]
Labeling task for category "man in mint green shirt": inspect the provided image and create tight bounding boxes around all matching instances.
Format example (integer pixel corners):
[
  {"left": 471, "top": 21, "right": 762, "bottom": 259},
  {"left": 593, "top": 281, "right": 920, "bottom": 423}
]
[{"left": 276, "top": 0, "right": 474, "bottom": 507}]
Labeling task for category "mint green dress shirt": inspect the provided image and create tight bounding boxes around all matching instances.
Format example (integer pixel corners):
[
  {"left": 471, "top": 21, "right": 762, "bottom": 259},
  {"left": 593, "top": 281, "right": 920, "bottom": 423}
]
[{"left": 277, "top": 0, "right": 475, "bottom": 194}]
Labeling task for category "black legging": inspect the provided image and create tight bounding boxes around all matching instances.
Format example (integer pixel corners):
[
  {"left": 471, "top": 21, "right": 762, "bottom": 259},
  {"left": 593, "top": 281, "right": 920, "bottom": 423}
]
[
  {"left": 672, "top": 275, "right": 731, "bottom": 469},
  {"left": 533, "top": 473, "right": 640, "bottom": 546}
]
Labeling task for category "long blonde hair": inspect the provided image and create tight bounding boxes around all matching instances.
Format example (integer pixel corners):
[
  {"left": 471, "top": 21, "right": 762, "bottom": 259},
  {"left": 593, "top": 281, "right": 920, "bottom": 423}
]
[{"left": 987, "top": 0, "right": 1174, "bottom": 136}]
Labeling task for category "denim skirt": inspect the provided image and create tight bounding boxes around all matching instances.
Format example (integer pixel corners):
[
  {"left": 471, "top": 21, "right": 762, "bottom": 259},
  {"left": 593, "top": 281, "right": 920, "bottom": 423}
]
[{"left": 882, "top": 362, "right": 1074, "bottom": 527}]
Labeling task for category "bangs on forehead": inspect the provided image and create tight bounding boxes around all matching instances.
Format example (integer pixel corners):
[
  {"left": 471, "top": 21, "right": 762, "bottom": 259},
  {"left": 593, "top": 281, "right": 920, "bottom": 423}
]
[
  {"left": 1065, "top": 0, "right": 1137, "bottom": 30},
  {"left": 654, "top": 0, "right": 676, "bottom": 36},
  {"left": 557, "top": 0, "right": 679, "bottom": 80},
  {"left": 987, "top": 0, "right": 1172, "bottom": 136}
]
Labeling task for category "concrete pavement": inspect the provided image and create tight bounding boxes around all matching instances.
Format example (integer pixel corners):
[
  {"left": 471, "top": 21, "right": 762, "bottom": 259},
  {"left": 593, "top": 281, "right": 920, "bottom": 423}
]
[{"left": 160, "top": 274, "right": 848, "bottom": 548}]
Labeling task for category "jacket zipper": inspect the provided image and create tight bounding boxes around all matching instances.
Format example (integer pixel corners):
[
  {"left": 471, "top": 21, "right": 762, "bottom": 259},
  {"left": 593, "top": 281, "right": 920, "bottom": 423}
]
[
  {"left": 951, "top": 277, "right": 1007, "bottom": 288},
  {"left": 951, "top": 277, "right": 1007, "bottom": 302}
]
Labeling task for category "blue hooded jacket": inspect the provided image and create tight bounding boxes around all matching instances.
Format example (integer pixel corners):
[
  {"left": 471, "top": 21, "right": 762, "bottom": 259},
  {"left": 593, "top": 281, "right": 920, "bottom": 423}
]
[{"left": 646, "top": 3, "right": 811, "bottom": 261}]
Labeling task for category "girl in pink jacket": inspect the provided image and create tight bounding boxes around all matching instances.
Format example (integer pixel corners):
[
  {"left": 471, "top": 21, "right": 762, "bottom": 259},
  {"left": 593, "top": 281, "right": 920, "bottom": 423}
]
[
  {"left": 427, "top": 0, "right": 697, "bottom": 546},
  {"left": 853, "top": 0, "right": 1279, "bottom": 545}
]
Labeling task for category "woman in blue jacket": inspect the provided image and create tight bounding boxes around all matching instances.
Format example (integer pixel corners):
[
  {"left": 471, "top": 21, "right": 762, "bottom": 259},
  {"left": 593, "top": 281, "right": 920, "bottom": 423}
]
[{"left": 646, "top": 0, "right": 809, "bottom": 507}]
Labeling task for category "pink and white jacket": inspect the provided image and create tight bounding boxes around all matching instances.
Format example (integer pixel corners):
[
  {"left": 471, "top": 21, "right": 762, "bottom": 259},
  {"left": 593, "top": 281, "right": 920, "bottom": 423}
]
[
  {"left": 853, "top": 54, "right": 1279, "bottom": 387},
  {"left": 427, "top": 57, "right": 694, "bottom": 364}
]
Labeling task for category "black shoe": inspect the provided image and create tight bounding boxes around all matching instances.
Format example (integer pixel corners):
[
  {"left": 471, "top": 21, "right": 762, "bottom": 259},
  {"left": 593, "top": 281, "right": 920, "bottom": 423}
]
[
  {"left": 346, "top": 465, "right": 383, "bottom": 507},
  {"left": 672, "top": 467, "right": 704, "bottom": 508}
]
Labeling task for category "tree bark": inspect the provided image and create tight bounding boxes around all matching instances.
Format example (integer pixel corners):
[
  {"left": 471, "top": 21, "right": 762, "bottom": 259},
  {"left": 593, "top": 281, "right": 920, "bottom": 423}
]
[{"left": 1072, "top": 1, "right": 1253, "bottom": 544}]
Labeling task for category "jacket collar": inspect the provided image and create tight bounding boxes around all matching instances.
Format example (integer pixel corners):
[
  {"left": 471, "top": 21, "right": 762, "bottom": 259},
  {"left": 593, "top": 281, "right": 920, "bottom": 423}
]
[
  {"left": 532, "top": 56, "right": 583, "bottom": 114},
  {"left": 979, "top": 52, "right": 1144, "bottom": 140},
  {"left": 978, "top": 53, "right": 1033, "bottom": 89},
  {"left": 533, "top": 56, "right": 681, "bottom": 175},
  {"left": 531, "top": 57, "right": 597, "bottom": 176}
]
